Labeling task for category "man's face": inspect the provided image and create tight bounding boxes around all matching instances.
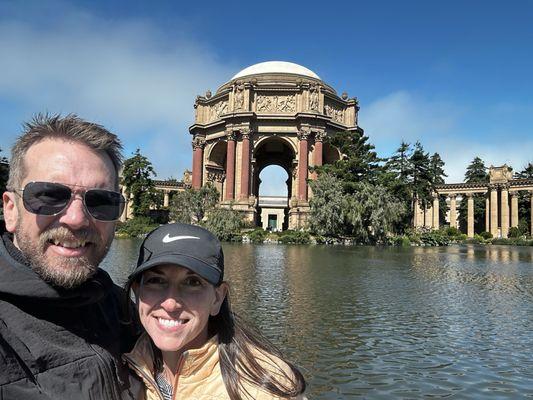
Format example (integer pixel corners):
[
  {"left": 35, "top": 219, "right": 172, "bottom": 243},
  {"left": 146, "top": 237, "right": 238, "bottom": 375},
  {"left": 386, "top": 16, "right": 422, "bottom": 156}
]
[{"left": 2, "top": 138, "right": 117, "bottom": 288}]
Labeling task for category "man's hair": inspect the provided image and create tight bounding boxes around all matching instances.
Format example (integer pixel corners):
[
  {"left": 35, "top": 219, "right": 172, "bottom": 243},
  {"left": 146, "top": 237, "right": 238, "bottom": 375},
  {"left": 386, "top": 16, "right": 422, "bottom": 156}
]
[{"left": 7, "top": 113, "right": 123, "bottom": 189}]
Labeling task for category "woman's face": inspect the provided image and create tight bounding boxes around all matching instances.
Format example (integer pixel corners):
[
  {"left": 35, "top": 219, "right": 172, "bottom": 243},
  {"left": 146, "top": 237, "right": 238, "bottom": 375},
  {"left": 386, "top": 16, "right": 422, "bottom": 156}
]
[{"left": 135, "top": 264, "right": 227, "bottom": 354}]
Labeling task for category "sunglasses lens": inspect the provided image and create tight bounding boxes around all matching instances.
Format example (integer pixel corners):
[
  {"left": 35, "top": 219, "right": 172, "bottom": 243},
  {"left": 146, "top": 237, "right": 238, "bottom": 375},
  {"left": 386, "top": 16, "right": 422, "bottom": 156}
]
[
  {"left": 23, "top": 182, "right": 71, "bottom": 215},
  {"left": 85, "top": 189, "right": 125, "bottom": 221}
]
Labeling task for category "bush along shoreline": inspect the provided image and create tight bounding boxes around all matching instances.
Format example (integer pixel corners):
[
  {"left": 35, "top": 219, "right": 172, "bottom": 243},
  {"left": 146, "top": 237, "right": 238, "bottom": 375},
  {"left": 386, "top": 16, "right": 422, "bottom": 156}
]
[{"left": 115, "top": 218, "right": 533, "bottom": 247}]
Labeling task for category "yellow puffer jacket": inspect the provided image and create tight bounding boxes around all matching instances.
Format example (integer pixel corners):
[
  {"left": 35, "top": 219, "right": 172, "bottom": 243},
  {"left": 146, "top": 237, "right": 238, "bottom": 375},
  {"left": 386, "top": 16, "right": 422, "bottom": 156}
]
[{"left": 123, "top": 333, "right": 306, "bottom": 400}]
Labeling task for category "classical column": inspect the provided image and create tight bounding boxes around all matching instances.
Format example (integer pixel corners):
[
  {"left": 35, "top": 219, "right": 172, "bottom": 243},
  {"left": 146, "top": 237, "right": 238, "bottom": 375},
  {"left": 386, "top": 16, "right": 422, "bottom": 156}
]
[
  {"left": 510, "top": 192, "right": 519, "bottom": 228},
  {"left": 424, "top": 204, "right": 432, "bottom": 228},
  {"left": 500, "top": 185, "right": 509, "bottom": 238},
  {"left": 225, "top": 130, "right": 236, "bottom": 201},
  {"left": 485, "top": 194, "right": 490, "bottom": 233},
  {"left": 413, "top": 198, "right": 420, "bottom": 227},
  {"left": 297, "top": 129, "right": 310, "bottom": 201},
  {"left": 239, "top": 129, "right": 251, "bottom": 200},
  {"left": 192, "top": 136, "right": 205, "bottom": 189},
  {"left": 449, "top": 194, "right": 457, "bottom": 229},
  {"left": 163, "top": 191, "right": 170, "bottom": 207},
  {"left": 467, "top": 193, "right": 474, "bottom": 238},
  {"left": 312, "top": 131, "right": 325, "bottom": 180},
  {"left": 490, "top": 185, "right": 499, "bottom": 237},
  {"left": 432, "top": 193, "right": 439, "bottom": 229}
]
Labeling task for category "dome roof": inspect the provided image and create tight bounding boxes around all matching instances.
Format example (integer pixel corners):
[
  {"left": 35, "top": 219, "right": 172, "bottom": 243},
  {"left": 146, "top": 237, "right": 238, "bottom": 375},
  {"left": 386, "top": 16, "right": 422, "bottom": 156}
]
[{"left": 231, "top": 61, "right": 321, "bottom": 80}]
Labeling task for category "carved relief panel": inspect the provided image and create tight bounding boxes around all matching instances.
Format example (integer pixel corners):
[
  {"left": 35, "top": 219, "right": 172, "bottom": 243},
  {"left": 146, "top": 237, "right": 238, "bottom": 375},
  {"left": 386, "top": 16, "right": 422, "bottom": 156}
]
[
  {"left": 324, "top": 102, "right": 345, "bottom": 124},
  {"left": 209, "top": 100, "right": 228, "bottom": 122},
  {"left": 256, "top": 94, "right": 296, "bottom": 113}
]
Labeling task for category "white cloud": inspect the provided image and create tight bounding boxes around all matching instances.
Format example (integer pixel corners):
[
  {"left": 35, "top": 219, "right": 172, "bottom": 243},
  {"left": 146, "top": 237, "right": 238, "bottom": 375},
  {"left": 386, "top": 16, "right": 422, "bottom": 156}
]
[
  {"left": 361, "top": 91, "right": 533, "bottom": 183},
  {"left": 0, "top": 4, "right": 236, "bottom": 178}
]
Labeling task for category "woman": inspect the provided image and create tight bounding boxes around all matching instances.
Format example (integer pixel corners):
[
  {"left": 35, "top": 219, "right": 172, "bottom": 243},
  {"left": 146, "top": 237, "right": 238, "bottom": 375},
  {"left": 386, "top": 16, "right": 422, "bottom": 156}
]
[{"left": 123, "top": 223, "right": 306, "bottom": 400}]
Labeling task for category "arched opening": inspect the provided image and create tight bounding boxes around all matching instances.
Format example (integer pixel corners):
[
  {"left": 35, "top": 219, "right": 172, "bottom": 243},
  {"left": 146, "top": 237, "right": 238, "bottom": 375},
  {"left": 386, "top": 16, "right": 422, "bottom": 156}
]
[
  {"left": 253, "top": 137, "right": 296, "bottom": 231},
  {"left": 205, "top": 140, "right": 227, "bottom": 200}
]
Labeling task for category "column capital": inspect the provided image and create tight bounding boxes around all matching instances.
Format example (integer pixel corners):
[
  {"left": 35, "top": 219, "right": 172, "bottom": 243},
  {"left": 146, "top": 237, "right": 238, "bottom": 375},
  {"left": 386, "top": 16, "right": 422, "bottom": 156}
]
[
  {"left": 297, "top": 128, "right": 311, "bottom": 141},
  {"left": 509, "top": 191, "right": 519, "bottom": 198},
  {"left": 315, "top": 130, "right": 327, "bottom": 142},
  {"left": 465, "top": 192, "right": 474, "bottom": 198},
  {"left": 192, "top": 135, "right": 206, "bottom": 150},
  {"left": 241, "top": 128, "right": 253, "bottom": 140},
  {"left": 225, "top": 130, "right": 237, "bottom": 141},
  {"left": 500, "top": 183, "right": 510, "bottom": 191},
  {"left": 448, "top": 193, "right": 457, "bottom": 199}
]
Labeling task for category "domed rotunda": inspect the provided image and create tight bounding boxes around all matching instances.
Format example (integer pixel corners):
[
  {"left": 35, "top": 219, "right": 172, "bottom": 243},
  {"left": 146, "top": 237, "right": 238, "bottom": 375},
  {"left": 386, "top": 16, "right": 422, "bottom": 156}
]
[{"left": 189, "top": 61, "right": 363, "bottom": 229}]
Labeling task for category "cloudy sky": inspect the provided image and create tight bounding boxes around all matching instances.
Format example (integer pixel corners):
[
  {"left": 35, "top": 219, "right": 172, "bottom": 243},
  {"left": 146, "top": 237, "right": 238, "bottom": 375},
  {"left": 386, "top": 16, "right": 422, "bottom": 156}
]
[{"left": 1, "top": 0, "right": 532, "bottom": 194}]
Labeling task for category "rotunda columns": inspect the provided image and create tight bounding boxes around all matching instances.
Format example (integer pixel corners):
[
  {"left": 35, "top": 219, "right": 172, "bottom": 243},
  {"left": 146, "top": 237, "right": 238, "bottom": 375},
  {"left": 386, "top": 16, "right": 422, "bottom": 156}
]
[
  {"left": 297, "top": 129, "right": 310, "bottom": 201},
  {"left": 225, "top": 130, "right": 236, "bottom": 201},
  {"left": 466, "top": 193, "right": 474, "bottom": 238},
  {"left": 500, "top": 185, "right": 509, "bottom": 238},
  {"left": 432, "top": 194, "right": 439, "bottom": 229},
  {"left": 163, "top": 190, "right": 170, "bottom": 207},
  {"left": 510, "top": 192, "right": 519, "bottom": 228},
  {"left": 192, "top": 136, "right": 205, "bottom": 189},
  {"left": 490, "top": 186, "right": 499, "bottom": 237},
  {"left": 485, "top": 195, "right": 490, "bottom": 234},
  {"left": 312, "top": 131, "right": 325, "bottom": 180},
  {"left": 239, "top": 129, "right": 251, "bottom": 200},
  {"left": 449, "top": 194, "right": 457, "bottom": 229}
]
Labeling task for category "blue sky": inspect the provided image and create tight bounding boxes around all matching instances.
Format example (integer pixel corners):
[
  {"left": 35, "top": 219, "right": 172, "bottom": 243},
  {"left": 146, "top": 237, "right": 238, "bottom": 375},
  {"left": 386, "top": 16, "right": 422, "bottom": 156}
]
[{"left": 1, "top": 0, "right": 532, "bottom": 194}]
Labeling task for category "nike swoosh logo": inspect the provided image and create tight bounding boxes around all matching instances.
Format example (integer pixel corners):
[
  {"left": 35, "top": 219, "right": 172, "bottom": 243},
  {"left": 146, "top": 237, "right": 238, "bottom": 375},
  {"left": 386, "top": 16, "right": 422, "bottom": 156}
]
[{"left": 162, "top": 234, "right": 201, "bottom": 243}]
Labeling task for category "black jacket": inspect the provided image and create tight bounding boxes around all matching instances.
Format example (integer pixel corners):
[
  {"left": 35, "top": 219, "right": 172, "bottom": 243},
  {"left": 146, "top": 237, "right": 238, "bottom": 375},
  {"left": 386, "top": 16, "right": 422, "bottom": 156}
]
[{"left": 0, "top": 233, "right": 142, "bottom": 399}]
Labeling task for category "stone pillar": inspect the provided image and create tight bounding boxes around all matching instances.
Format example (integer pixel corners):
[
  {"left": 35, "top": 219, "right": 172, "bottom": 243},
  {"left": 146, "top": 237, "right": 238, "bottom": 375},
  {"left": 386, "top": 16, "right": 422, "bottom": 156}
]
[
  {"left": 413, "top": 199, "right": 420, "bottom": 227},
  {"left": 490, "top": 186, "right": 499, "bottom": 237},
  {"left": 239, "top": 129, "right": 251, "bottom": 200},
  {"left": 192, "top": 136, "right": 205, "bottom": 189},
  {"left": 297, "top": 129, "right": 310, "bottom": 201},
  {"left": 449, "top": 194, "right": 457, "bottom": 229},
  {"left": 485, "top": 195, "right": 490, "bottom": 233},
  {"left": 225, "top": 131, "right": 236, "bottom": 201},
  {"left": 500, "top": 185, "right": 509, "bottom": 238},
  {"left": 510, "top": 192, "right": 519, "bottom": 228},
  {"left": 432, "top": 194, "right": 439, "bottom": 229},
  {"left": 424, "top": 205, "right": 432, "bottom": 228},
  {"left": 163, "top": 191, "right": 169, "bottom": 207},
  {"left": 467, "top": 193, "right": 474, "bottom": 238},
  {"left": 312, "top": 131, "right": 324, "bottom": 180}
]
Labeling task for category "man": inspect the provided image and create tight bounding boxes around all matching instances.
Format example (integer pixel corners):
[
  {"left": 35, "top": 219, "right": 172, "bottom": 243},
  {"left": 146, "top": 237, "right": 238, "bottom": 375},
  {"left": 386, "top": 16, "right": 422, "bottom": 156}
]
[{"left": 0, "top": 114, "right": 141, "bottom": 399}]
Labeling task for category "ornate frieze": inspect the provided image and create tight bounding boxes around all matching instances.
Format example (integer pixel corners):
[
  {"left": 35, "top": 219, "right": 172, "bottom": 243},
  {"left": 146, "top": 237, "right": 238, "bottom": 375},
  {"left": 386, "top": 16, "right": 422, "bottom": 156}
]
[
  {"left": 324, "top": 102, "right": 345, "bottom": 123},
  {"left": 256, "top": 94, "right": 296, "bottom": 113},
  {"left": 209, "top": 100, "right": 228, "bottom": 121},
  {"left": 206, "top": 168, "right": 225, "bottom": 183}
]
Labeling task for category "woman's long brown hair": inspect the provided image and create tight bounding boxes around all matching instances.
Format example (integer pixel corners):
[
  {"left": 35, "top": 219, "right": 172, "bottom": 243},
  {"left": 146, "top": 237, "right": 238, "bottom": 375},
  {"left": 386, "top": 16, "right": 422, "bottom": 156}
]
[{"left": 209, "top": 292, "right": 306, "bottom": 399}]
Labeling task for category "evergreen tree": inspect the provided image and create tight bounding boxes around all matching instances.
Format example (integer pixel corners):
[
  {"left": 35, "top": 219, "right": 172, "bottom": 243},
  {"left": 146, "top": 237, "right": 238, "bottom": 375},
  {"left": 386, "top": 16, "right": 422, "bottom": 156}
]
[
  {"left": 515, "top": 162, "right": 533, "bottom": 235},
  {"left": 316, "top": 130, "right": 381, "bottom": 193},
  {"left": 459, "top": 157, "right": 489, "bottom": 233},
  {"left": 429, "top": 152, "right": 448, "bottom": 223},
  {"left": 121, "top": 149, "right": 160, "bottom": 217},
  {"left": 410, "top": 141, "right": 433, "bottom": 223}
]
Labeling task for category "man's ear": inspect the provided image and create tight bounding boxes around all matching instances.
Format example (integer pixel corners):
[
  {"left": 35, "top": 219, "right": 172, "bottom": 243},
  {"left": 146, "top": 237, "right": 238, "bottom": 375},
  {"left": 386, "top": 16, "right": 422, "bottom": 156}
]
[{"left": 2, "top": 191, "right": 19, "bottom": 233}]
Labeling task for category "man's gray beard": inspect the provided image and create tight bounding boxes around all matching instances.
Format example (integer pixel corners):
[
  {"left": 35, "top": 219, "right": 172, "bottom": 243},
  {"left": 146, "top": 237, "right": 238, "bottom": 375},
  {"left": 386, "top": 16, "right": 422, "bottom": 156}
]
[{"left": 15, "top": 224, "right": 111, "bottom": 289}]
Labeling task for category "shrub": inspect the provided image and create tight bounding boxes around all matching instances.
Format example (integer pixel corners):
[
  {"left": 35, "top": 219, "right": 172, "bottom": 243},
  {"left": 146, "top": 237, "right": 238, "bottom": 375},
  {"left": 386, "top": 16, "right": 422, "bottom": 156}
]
[
  {"left": 508, "top": 227, "right": 521, "bottom": 238},
  {"left": 116, "top": 216, "right": 158, "bottom": 238},
  {"left": 480, "top": 231, "right": 493, "bottom": 240},
  {"left": 445, "top": 226, "right": 461, "bottom": 237},
  {"left": 278, "top": 230, "right": 311, "bottom": 244},
  {"left": 391, "top": 235, "right": 411, "bottom": 247},
  {"left": 419, "top": 230, "right": 450, "bottom": 246},
  {"left": 247, "top": 228, "right": 268, "bottom": 244},
  {"left": 202, "top": 207, "right": 244, "bottom": 242}
]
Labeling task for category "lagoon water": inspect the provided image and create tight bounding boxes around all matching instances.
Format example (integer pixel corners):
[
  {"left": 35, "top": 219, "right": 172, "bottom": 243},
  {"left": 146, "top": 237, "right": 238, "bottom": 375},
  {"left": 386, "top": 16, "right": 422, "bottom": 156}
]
[{"left": 102, "top": 241, "right": 533, "bottom": 399}]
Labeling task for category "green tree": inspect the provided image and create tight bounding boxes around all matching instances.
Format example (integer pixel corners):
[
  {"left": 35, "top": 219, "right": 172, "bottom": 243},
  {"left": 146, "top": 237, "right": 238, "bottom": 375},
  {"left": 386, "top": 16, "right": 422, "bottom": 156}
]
[
  {"left": 169, "top": 184, "right": 219, "bottom": 223},
  {"left": 410, "top": 142, "right": 433, "bottom": 223},
  {"left": 515, "top": 162, "right": 533, "bottom": 235},
  {"left": 429, "top": 152, "right": 448, "bottom": 223},
  {"left": 308, "top": 173, "right": 348, "bottom": 236},
  {"left": 381, "top": 141, "right": 413, "bottom": 232},
  {"left": 345, "top": 182, "right": 405, "bottom": 243},
  {"left": 203, "top": 206, "right": 244, "bottom": 241},
  {"left": 316, "top": 130, "right": 381, "bottom": 193},
  {"left": 459, "top": 157, "right": 489, "bottom": 233},
  {"left": 121, "top": 149, "right": 160, "bottom": 217}
]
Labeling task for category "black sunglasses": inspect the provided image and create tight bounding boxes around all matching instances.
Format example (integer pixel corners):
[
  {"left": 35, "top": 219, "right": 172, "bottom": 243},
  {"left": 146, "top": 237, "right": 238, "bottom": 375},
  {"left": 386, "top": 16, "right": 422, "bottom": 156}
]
[{"left": 12, "top": 181, "right": 125, "bottom": 222}]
